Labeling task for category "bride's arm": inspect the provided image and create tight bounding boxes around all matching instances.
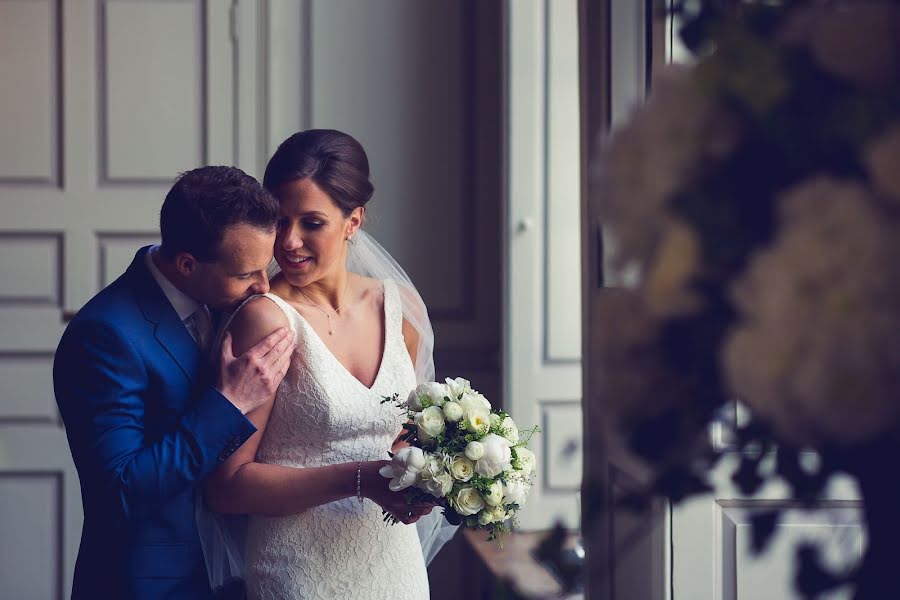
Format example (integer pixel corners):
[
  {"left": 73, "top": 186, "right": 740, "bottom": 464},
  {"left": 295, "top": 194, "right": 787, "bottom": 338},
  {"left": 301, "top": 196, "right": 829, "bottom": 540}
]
[{"left": 205, "top": 297, "right": 427, "bottom": 521}]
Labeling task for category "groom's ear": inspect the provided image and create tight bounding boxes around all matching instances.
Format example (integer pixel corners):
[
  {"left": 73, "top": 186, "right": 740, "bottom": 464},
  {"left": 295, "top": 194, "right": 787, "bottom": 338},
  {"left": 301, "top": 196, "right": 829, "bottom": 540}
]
[{"left": 174, "top": 252, "right": 198, "bottom": 276}]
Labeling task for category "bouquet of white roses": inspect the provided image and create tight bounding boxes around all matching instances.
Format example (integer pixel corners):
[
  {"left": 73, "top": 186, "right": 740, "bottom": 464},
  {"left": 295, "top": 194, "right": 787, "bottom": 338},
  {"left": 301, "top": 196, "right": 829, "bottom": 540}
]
[{"left": 379, "top": 377, "right": 538, "bottom": 542}]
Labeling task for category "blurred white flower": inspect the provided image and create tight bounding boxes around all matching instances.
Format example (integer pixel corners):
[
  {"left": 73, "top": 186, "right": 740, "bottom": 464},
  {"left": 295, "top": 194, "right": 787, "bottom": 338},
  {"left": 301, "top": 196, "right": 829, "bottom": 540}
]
[
  {"left": 724, "top": 177, "right": 900, "bottom": 445},
  {"left": 864, "top": 123, "right": 900, "bottom": 203},
  {"left": 780, "top": 1, "right": 900, "bottom": 88},
  {"left": 642, "top": 219, "right": 704, "bottom": 318},
  {"left": 596, "top": 64, "right": 739, "bottom": 274}
]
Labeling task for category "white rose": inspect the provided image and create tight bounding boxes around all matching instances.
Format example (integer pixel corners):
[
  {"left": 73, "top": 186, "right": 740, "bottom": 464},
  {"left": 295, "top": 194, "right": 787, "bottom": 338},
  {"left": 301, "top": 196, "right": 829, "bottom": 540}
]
[
  {"left": 449, "top": 453, "right": 475, "bottom": 482},
  {"left": 478, "top": 504, "right": 507, "bottom": 526},
  {"left": 489, "top": 413, "right": 502, "bottom": 429},
  {"left": 423, "top": 472, "right": 454, "bottom": 498},
  {"left": 445, "top": 377, "right": 472, "bottom": 401},
  {"left": 378, "top": 446, "right": 426, "bottom": 491},
  {"left": 475, "top": 434, "right": 513, "bottom": 478},
  {"left": 512, "top": 447, "right": 535, "bottom": 476},
  {"left": 483, "top": 481, "right": 504, "bottom": 506},
  {"left": 463, "top": 407, "right": 491, "bottom": 435},
  {"left": 503, "top": 476, "right": 531, "bottom": 505},
  {"left": 453, "top": 487, "right": 485, "bottom": 516},
  {"left": 499, "top": 417, "right": 520, "bottom": 443},
  {"left": 464, "top": 441, "right": 485, "bottom": 461},
  {"left": 459, "top": 391, "right": 491, "bottom": 413},
  {"left": 415, "top": 406, "right": 446, "bottom": 443},
  {"left": 442, "top": 401, "right": 464, "bottom": 423}
]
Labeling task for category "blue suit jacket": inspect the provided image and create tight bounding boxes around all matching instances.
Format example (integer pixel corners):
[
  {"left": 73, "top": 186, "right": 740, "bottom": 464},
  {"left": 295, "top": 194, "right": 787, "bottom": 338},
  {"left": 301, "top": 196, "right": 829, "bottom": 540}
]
[{"left": 54, "top": 247, "right": 256, "bottom": 599}]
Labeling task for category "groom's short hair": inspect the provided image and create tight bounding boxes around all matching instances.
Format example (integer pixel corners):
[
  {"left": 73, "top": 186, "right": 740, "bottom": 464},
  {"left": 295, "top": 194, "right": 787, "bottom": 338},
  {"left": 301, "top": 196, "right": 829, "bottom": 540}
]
[{"left": 159, "top": 166, "right": 279, "bottom": 262}]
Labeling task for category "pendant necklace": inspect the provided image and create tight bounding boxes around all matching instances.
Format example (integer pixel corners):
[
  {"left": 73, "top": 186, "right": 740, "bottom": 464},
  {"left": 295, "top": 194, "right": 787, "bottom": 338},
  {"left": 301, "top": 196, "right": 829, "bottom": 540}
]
[{"left": 298, "top": 276, "right": 349, "bottom": 335}]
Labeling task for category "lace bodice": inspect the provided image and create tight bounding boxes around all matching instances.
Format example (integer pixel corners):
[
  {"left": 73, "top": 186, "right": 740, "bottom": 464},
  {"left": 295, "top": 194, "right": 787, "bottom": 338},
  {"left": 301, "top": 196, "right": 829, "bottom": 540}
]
[{"left": 242, "top": 279, "right": 428, "bottom": 600}]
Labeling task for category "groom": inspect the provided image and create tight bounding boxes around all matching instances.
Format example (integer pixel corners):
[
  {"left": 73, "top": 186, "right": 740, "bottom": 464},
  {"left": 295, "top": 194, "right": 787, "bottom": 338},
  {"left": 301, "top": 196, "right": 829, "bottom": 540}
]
[{"left": 54, "top": 166, "right": 294, "bottom": 599}]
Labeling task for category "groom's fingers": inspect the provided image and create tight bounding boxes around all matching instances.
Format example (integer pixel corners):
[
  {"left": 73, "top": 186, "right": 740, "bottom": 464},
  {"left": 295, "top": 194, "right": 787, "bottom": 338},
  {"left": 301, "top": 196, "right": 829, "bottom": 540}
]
[
  {"left": 271, "top": 343, "right": 293, "bottom": 380},
  {"left": 262, "top": 330, "right": 293, "bottom": 365},
  {"left": 246, "top": 327, "right": 290, "bottom": 361}
]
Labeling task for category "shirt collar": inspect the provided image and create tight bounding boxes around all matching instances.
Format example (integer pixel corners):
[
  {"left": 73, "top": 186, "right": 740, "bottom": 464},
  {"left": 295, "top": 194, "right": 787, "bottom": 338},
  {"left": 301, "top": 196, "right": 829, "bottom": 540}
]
[{"left": 144, "top": 245, "right": 202, "bottom": 322}]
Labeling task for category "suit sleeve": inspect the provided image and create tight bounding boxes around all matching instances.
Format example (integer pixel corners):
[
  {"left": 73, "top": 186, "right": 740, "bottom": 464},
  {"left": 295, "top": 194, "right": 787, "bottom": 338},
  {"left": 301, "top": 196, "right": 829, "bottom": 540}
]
[{"left": 53, "top": 318, "right": 257, "bottom": 522}]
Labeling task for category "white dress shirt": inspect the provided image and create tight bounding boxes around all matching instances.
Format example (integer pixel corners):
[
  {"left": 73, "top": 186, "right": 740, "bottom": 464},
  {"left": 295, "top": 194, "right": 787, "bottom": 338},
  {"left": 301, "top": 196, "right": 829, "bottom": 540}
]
[{"left": 144, "top": 245, "right": 211, "bottom": 349}]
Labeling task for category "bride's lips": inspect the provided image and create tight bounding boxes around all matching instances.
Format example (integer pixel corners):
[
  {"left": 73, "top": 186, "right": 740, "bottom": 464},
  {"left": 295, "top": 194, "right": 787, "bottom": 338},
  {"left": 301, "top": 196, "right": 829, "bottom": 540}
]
[{"left": 281, "top": 254, "right": 313, "bottom": 271}]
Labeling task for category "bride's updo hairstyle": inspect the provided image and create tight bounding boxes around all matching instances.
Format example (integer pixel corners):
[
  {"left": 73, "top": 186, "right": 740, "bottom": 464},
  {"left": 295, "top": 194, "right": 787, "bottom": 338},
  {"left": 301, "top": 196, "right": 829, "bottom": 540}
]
[{"left": 263, "top": 129, "right": 374, "bottom": 216}]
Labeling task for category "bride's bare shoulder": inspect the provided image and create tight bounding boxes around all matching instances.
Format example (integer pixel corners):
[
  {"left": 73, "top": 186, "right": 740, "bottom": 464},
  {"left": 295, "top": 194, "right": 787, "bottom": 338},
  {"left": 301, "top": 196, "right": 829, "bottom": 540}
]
[
  {"left": 351, "top": 274, "right": 384, "bottom": 303},
  {"left": 227, "top": 294, "right": 290, "bottom": 355}
]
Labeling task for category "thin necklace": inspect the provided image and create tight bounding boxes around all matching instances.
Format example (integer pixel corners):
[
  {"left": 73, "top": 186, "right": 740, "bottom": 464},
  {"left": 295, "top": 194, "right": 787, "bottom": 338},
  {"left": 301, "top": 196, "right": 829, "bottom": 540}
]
[{"left": 297, "top": 276, "right": 349, "bottom": 335}]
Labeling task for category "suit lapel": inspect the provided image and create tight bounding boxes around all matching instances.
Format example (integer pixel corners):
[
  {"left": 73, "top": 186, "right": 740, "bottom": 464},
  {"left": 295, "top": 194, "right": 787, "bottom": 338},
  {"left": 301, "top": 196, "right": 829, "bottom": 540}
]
[{"left": 126, "top": 247, "right": 202, "bottom": 383}]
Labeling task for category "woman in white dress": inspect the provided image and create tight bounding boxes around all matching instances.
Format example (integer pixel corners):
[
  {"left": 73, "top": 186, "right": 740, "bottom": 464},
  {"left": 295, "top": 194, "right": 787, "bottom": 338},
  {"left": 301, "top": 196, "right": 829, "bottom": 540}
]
[{"left": 204, "top": 130, "right": 435, "bottom": 599}]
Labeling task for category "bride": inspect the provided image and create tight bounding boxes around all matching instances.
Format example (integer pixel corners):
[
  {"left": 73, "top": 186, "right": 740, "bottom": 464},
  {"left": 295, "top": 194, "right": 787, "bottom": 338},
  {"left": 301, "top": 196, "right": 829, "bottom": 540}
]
[{"left": 202, "top": 129, "right": 448, "bottom": 599}]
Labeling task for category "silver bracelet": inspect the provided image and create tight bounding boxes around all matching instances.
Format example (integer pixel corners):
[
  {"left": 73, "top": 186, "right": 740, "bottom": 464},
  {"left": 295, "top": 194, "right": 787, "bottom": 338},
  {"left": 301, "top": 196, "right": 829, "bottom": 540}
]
[{"left": 356, "top": 462, "right": 364, "bottom": 503}]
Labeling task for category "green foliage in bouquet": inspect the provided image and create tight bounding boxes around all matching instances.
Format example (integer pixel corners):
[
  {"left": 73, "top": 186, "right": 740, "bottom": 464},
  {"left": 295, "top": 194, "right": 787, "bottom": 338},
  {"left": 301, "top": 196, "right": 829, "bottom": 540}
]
[{"left": 597, "top": 0, "right": 900, "bottom": 596}]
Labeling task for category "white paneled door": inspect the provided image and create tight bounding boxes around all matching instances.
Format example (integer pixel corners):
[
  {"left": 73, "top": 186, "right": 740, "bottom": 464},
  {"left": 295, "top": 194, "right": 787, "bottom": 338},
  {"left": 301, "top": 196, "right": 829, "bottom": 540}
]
[
  {"left": 504, "top": 0, "right": 583, "bottom": 530},
  {"left": 0, "top": 1, "right": 241, "bottom": 597},
  {"left": 671, "top": 419, "right": 864, "bottom": 600}
]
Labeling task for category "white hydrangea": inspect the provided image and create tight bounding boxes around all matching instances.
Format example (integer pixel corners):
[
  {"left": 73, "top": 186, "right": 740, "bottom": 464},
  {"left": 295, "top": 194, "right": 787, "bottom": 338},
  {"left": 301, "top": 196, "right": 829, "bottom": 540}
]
[
  {"left": 641, "top": 218, "right": 704, "bottom": 318},
  {"left": 780, "top": 1, "right": 900, "bottom": 88},
  {"left": 595, "top": 64, "right": 739, "bottom": 275},
  {"left": 864, "top": 123, "right": 900, "bottom": 204},
  {"left": 723, "top": 177, "right": 900, "bottom": 446}
]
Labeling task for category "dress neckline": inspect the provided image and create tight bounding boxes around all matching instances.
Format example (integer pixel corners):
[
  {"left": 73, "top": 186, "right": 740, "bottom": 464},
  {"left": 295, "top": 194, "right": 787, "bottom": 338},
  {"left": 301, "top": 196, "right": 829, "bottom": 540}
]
[{"left": 270, "top": 280, "right": 390, "bottom": 392}]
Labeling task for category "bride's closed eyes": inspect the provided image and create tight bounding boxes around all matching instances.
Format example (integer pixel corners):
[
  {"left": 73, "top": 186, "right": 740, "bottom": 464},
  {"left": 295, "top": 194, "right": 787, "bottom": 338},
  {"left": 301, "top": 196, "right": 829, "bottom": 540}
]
[{"left": 277, "top": 217, "right": 327, "bottom": 232}]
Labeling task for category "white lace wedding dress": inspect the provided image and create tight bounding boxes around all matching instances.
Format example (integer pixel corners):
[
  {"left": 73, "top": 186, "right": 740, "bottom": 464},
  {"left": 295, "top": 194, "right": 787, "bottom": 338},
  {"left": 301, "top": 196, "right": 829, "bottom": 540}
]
[{"left": 242, "top": 279, "right": 429, "bottom": 599}]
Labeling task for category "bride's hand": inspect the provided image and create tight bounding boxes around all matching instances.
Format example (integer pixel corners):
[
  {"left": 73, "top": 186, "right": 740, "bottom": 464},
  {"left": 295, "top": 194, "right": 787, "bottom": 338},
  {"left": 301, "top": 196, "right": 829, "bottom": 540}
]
[{"left": 359, "top": 461, "right": 434, "bottom": 525}]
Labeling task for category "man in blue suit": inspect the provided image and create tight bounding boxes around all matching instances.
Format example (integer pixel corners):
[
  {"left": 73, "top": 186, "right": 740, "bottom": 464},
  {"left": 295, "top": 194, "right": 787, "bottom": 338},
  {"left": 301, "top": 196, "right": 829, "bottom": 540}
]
[{"left": 54, "top": 166, "right": 295, "bottom": 599}]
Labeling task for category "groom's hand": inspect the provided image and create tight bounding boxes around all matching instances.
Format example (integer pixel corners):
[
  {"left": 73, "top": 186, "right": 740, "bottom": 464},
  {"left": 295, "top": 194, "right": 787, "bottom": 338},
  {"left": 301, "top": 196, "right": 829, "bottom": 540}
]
[{"left": 216, "top": 327, "right": 294, "bottom": 414}]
